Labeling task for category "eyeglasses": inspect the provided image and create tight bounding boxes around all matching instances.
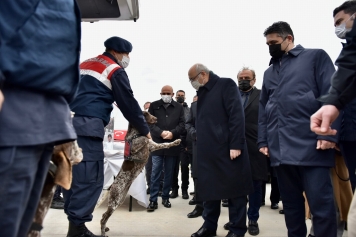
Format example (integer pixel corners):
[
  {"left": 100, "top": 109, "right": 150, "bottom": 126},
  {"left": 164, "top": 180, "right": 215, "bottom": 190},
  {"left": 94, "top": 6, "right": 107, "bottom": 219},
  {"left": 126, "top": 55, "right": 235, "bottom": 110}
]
[
  {"left": 189, "top": 72, "right": 201, "bottom": 82},
  {"left": 160, "top": 93, "right": 172, "bottom": 95}
]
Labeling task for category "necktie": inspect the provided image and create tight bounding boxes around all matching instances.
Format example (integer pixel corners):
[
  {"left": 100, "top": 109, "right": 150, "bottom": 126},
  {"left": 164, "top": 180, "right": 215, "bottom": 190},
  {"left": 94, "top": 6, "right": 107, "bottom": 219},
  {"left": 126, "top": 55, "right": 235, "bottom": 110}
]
[{"left": 241, "top": 92, "right": 249, "bottom": 108}]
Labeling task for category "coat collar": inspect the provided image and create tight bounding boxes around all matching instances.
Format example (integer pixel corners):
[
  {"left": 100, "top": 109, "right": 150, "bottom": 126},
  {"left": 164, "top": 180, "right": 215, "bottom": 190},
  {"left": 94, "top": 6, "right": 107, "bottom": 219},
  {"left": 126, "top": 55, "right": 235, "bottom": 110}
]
[
  {"left": 202, "top": 71, "right": 219, "bottom": 91},
  {"left": 269, "top": 44, "right": 304, "bottom": 65},
  {"left": 103, "top": 52, "right": 119, "bottom": 64},
  {"left": 156, "top": 99, "right": 176, "bottom": 107}
]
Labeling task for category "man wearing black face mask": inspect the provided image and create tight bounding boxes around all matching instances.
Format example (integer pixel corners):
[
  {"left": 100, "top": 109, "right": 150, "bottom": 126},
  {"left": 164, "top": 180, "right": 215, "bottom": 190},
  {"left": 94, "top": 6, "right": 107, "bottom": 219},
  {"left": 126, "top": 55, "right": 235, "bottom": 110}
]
[
  {"left": 170, "top": 90, "right": 192, "bottom": 199},
  {"left": 258, "top": 21, "right": 341, "bottom": 237},
  {"left": 223, "top": 67, "right": 268, "bottom": 236}
]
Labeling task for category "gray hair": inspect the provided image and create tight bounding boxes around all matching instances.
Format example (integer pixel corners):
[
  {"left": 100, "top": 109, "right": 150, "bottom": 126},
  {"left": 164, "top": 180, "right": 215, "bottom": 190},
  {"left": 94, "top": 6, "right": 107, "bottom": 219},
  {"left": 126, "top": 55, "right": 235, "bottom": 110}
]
[
  {"left": 237, "top": 66, "right": 256, "bottom": 79},
  {"left": 195, "top": 64, "right": 210, "bottom": 73}
]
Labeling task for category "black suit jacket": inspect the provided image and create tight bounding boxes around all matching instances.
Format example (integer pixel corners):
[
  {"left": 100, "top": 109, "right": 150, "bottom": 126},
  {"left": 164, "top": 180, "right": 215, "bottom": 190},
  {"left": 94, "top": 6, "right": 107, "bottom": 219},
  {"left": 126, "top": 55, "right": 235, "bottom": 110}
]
[{"left": 244, "top": 88, "right": 268, "bottom": 181}]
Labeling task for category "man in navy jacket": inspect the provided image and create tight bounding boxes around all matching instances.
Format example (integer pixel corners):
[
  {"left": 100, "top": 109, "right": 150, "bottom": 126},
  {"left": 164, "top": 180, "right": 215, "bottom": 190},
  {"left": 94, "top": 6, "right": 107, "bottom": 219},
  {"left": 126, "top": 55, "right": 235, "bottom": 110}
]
[
  {"left": 258, "top": 21, "right": 340, "bottom": 237},
  {"left": 0, "top": 0, "right": 81, "bottom": 236}
]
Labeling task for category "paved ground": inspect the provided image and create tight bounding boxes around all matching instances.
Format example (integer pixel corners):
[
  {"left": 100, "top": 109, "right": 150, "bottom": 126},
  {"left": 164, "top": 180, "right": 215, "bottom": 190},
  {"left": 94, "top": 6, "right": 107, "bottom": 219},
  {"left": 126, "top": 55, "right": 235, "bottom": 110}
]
[{"left": 42, "top": 182, "right": 348, "bottom": 237}]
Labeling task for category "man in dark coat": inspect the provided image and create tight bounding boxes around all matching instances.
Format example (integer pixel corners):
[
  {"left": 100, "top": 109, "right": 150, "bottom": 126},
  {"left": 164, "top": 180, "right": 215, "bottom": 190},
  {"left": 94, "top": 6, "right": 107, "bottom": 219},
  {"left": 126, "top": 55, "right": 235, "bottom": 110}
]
[
  {"left": 170, "top": 89, "right": 192, "bottom": 199},
  {"left": 0, "top": 0, "right": 81, "bottom": 236},
  {"left": 329, "top": 1, "right": 356, "bottom": 192},
  {"left": 310, "top": 3, "right": 356, "bottom": 235},
  {"left": 186, "top": 99, "right": 204, "bottom": 218},
  {"left": 147, "top": 85, "right": 185, "bottom": 211},
  {"left": 224, "top": 67, "right": 268, "bottom": 236},
  {"left": 189, "top": 63, "right": 253, "bottom": 237},
  {"left": 258, "top": 21, "right": 340, "bottom": 237}
]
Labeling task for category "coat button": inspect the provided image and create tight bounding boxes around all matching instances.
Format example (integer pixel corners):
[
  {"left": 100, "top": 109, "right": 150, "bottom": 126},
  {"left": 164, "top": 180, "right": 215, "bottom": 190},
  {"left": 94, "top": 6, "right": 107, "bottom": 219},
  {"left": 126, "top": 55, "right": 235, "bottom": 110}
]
[{"left": 166, "top": 115, "right": 168, "bottom": 117}]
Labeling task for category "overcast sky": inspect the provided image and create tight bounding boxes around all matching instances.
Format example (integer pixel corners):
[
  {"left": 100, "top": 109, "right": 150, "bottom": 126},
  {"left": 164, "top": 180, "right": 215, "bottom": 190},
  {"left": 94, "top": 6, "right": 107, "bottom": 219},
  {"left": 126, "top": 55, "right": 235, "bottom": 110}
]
[{"left": 80, "top": 0, "right": 346, "bottom": 129}]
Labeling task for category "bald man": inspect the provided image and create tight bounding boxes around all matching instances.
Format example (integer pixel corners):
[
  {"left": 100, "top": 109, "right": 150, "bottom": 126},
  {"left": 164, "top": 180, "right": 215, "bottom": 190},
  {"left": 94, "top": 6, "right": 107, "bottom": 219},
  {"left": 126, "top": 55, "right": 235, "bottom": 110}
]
[{"left": 147, "top": 85, "right": 185, "bottom": 212}]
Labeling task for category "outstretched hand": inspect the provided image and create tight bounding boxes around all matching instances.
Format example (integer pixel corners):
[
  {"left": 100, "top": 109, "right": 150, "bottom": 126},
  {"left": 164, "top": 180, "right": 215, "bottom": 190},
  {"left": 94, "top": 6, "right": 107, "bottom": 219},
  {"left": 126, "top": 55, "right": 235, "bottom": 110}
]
[{"left": 310, "top": 105, "right": 339, "bottom": 136}]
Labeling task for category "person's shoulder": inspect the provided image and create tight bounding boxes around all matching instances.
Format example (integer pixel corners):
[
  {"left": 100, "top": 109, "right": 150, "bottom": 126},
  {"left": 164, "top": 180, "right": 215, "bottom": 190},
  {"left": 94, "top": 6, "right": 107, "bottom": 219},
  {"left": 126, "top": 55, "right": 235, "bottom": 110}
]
[
  {"left": 220, "top": 77, "right": 236, "bottom": 85},
  {"left": 150, "top": 99, "right": 163, "bottom": 108},
  {"left": 171, "top": 100, "right": 183, "bottom": 108},
  {"left": 150, "top": 99, "right": 161, "bottom": 105},
  {"left": 111, "top": 67, "right": 127, "bottom": 78},
  {"left": 253, "top": 87, "right": 261, "bottom": 93},
  {"left": 303, "top": 48, "right": 329, "bottom": 57}
]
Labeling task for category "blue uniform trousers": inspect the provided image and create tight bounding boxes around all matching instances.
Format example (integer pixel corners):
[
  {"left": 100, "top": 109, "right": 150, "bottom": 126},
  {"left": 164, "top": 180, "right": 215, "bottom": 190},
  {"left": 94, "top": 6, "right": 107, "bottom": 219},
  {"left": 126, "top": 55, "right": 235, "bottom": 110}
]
[
  {"left": 339, "top": 141, "right": 356, "bottom": 191},
  {"left": 62, "top": 136, "right": 104, "bottom": 226},
  {"left": 202, "top": 197, "right": 247, "bottom": 235},
  {"left": 275, "top": 165, "right": 336, "bottom": 237},
  {"left": 248, "top": 180, "right": 262, "bottom": 222},
  {"left": 0, "top": 145, "right": 53, "bottom": 237}
]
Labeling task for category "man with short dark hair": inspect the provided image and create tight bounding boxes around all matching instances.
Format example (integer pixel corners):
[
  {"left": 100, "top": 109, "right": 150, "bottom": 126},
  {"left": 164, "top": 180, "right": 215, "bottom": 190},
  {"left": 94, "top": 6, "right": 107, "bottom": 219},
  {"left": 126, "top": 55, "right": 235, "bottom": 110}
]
[
  {"left": 311, "top": 2, "right": 356, "bottom": 236},
  {"left": 170, "top": 89, "right": 191, "bottom": 199},
  {"left": 258, "top": 21, "right": 340, "bottom": 237},
  {"left": 331, "top": 0, "right": 356, "bottom": 192},
  {"left": 64, "top": 36, "right": 151, "bottom": 236},
  {"left": 310, "top": 11, "right": 356, "bottom": 236}
]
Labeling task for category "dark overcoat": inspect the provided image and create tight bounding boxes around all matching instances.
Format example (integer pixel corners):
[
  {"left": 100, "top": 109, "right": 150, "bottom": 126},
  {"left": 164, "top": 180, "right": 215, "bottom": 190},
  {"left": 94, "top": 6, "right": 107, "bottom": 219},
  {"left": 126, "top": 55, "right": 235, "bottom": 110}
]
[
  {"left": 195, "top": 72, "right": 253, "bottom": 201},
  {"left": 243, "top": 88, "right": 268, "bottom": 181}
]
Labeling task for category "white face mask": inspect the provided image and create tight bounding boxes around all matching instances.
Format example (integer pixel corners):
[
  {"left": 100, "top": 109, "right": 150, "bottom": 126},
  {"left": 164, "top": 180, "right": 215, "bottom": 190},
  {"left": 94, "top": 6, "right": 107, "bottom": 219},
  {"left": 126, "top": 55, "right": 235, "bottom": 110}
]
[
  {"left": 118, "top": 55, "right": 130, "bottom": 68},
  {"left": 335, "top": 14, "right": 354, "bottom": 39},
  {"left": 161, "top": 95, "right": 172, "bottom": 103},
  {"left": 190, "top": 75, "right": 204, "bottom": 91}
]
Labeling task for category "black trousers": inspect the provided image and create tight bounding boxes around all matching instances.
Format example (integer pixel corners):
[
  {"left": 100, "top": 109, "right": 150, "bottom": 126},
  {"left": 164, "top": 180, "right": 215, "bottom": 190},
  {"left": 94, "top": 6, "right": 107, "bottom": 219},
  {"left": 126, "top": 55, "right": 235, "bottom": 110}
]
[
  {"left": 180, "top": 151, "right": 192, "bottom": 191},
  {"left": 262, "top": 169, "right": 280, "bottom": 204},
  {"left": 202, "top": 197, "right": 247, "bottom": 235},
  {"left": 171, "top": 155, "right": 180, "bottom": 191},
  {"left": 275, "top": 165, "right": 336, "bottom": 237},
  {"left": 172, "top": 150, "right": 192, "bottom": 191},
  {"left": 193, "top": 178, "right": 203, "bottom": 209}
]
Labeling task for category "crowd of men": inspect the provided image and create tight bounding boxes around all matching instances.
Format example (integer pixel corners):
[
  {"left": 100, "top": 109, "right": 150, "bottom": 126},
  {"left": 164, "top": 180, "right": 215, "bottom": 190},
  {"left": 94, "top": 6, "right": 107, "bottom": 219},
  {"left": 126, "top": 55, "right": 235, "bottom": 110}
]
[{"left": 1, "top": 0, "right": 356, "bottom": 237}]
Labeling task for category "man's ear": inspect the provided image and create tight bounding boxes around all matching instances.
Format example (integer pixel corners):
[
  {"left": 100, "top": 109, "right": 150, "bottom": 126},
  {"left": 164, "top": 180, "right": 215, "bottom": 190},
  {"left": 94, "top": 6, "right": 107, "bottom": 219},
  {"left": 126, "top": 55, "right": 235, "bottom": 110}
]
[{"left": 287, "top": 35, "right": 294, "bottom": 43}]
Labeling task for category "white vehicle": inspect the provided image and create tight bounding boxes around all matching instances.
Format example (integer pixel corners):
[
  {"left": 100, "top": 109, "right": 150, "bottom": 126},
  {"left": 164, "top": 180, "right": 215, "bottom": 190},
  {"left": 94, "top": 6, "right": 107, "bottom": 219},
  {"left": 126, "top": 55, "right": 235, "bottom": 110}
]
[{"left": 77, "top": 0, "right": 139, "bottom": 22}]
